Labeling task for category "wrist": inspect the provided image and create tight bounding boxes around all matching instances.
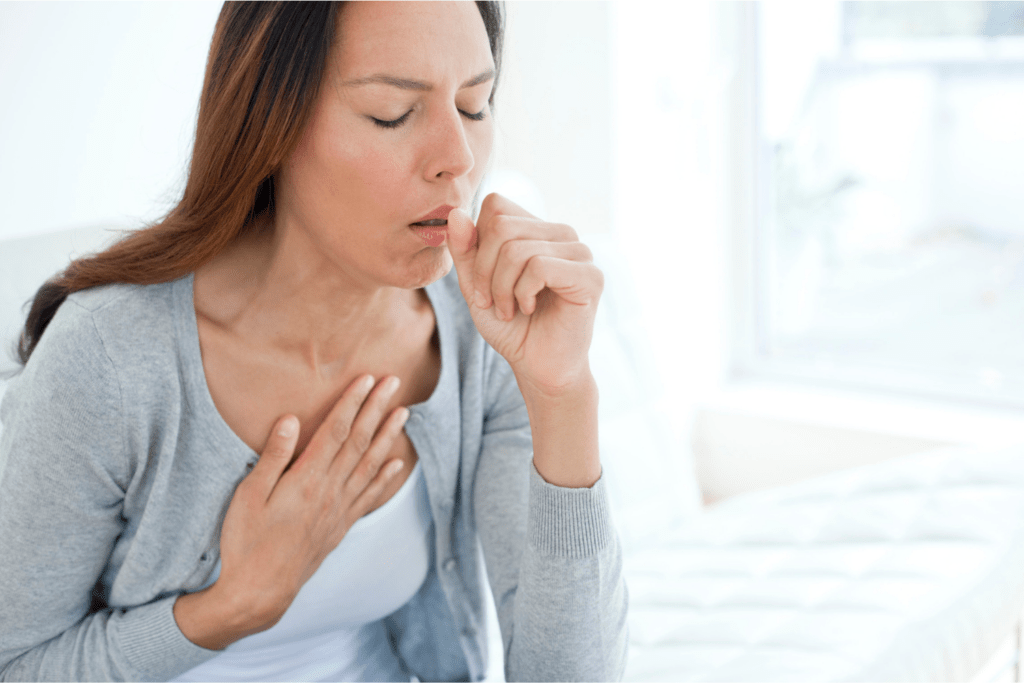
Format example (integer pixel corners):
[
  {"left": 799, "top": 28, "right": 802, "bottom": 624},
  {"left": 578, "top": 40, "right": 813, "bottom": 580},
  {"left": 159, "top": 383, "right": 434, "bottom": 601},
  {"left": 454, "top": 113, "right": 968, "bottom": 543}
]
[
  {"left": 173, "top": 581, "right": 283, "bottom": 651},
  {"left": 517, "top": 370, "right": 602, "bottom": 489},
  {"left": 516, "top": 364, "right": 598, "bottom": 407}
]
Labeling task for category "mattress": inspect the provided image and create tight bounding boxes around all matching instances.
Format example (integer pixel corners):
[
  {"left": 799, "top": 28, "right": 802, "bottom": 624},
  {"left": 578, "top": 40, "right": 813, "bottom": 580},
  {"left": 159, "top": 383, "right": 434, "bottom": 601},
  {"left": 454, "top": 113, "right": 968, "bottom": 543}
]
[{"left": 623, "top": 444, "right": 1024, "bottom": 681}]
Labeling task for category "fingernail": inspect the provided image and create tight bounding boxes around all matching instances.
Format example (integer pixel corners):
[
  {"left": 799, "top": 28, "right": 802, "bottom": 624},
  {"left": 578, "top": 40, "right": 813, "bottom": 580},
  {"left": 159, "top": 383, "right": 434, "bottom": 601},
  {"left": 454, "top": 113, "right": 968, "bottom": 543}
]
[
  {"left": 387, "top": 460, "right": 405, "bottom": 476},
  {"left": 474, "top": 290, "right": 488, "bottom": 308},
  {"left": 398, "top": 407, "right": 410, "bottom": 424},
  {"left": 386, "top": 376, "right": 401, "bottom": 392},
  {"left": 278, "top": 416, "right": 298, "bottom": 437},
  {"left": 362, "top": 375, "right": 375, "bottom": 391}
]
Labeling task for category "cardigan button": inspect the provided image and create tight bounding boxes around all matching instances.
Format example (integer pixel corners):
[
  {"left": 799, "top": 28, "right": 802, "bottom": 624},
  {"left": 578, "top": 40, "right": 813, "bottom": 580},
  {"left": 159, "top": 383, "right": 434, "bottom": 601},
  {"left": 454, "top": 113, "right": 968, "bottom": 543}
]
[
  {"left": 443, "top": 558, "right": 457, "bottom": 572},
  {"left": 462, "top": 626, "right": 476, "bottom": 638}
]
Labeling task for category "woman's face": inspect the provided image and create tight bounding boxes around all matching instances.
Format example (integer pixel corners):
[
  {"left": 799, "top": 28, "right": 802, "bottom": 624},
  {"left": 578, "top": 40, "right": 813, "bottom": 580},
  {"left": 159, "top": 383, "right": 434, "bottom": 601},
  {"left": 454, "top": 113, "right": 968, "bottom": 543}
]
[{"left": 276, "top": 1, "right": 496, "bottom": 290}]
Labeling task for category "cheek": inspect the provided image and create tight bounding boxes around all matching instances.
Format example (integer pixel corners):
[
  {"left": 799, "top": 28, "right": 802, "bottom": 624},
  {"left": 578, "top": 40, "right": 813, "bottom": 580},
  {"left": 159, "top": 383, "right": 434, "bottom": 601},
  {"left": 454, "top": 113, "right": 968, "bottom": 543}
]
[
  {"left": 306, "top": 130, "right": 410, "bottom": 213},
  {"left": 354, "top": 146, "right": 408, "bottom": 202}
]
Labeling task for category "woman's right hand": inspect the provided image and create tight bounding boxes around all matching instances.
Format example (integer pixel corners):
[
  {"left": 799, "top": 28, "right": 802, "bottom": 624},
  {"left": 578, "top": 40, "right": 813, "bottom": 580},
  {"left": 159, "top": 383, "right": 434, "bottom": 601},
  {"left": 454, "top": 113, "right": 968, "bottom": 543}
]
[{"left": 173, "top": 374, "right": 409, "bottom": 650}]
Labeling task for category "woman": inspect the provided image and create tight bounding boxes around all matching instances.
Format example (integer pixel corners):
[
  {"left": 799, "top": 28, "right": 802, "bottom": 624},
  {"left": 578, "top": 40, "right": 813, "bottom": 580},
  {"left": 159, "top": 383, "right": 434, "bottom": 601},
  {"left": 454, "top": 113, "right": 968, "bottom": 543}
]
[{"left": 0, "top": 2, "right": 627, "bottom": 681}]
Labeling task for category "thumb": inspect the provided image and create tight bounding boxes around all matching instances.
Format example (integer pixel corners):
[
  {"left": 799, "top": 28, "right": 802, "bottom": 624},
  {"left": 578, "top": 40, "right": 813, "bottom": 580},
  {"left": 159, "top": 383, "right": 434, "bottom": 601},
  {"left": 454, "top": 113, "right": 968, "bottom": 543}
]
[{"left": 446, "top": 207, "right": 478, "bottom": 302}]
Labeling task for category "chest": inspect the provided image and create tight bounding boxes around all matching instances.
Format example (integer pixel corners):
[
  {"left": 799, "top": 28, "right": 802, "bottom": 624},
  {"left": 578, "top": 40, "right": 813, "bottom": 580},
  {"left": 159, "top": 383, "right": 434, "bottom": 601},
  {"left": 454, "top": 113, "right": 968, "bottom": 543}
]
[{"left": 196, "top": 320, "right": 440, "bottom": 514}]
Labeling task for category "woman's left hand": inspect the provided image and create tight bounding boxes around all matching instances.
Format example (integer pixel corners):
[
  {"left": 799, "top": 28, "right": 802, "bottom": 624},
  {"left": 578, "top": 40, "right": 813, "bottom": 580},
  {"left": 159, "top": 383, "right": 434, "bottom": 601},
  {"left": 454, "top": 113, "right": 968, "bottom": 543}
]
[{"left": 447, "top": 193, "right": 603, "bottom": 395}]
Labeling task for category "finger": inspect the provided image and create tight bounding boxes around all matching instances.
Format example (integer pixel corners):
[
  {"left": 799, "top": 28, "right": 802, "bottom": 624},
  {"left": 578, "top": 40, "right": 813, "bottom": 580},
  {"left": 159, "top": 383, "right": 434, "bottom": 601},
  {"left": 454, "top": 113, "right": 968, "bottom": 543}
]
[
  {"left": 474, "top": 193, "right": 535, "bottom": 308},
  {"left": 477, "top": 192, "right": 537, "bottom": 230},
  {"left": 490, "top": 240, "right": 593, "bottom": 321},
  {"left": 299, "top": 374, "right": 375, "bottom": 470},
  {"left": 474, "top": 215, "right": 577, "bottom": 311},
  {"left": 512, "top": 257, "right": 604, "bottom": 316},
  {"left": 250, "top": 415, "right": 300, "bottom": 502},
  {"left": 331, "top": 375, "right": 402, "bottom": 483},
  {"left": 446, "top": 207, "right": 479, "bottom": 306},
  {"left": 350, "top": 458, "right": 406, "bottom": 520},
  {"left": 340, "top": 404, "right": 410, "bottom": 499}
]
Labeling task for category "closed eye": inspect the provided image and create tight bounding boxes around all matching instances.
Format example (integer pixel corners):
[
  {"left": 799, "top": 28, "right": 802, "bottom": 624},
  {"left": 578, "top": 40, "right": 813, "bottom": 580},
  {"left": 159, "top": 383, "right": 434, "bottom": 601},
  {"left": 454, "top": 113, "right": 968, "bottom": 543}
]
[
  {"left": 460, "top": 108, "right": 487, "bottom": 122},
  {"left": 371, "top": 107, "right": 487, "bottom": 130},
  {"left": 371, "top": 110, "right": 413, "bottom": 129}
]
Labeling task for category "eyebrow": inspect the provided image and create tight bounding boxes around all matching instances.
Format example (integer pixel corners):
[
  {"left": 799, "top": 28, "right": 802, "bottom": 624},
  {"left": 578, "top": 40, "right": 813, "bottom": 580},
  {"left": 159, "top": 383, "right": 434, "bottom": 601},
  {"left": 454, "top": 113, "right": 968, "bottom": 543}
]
[{"left": 341, "top": 69, "right": 496, "bottom": 91}]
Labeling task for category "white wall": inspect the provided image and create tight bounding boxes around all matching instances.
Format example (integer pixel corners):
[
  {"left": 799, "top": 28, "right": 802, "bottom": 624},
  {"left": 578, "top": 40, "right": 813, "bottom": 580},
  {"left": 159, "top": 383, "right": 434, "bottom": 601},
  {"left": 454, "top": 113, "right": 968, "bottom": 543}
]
[
  {"left": 610, "top": 1, "right": 731, "bottom": 427},
  {"left": 0, "top": 2, "right": 222, "bottom": 240},
  {"left": 0, "top": 2, "right": 612, "bottom": 241},
  {"left": 492, "top": 2, "right": 612, "bottom": 234}
]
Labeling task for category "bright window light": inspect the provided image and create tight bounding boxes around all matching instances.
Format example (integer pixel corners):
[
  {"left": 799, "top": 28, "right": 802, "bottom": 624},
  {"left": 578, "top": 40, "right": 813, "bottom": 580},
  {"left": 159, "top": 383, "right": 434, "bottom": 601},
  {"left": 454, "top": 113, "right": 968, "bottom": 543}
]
[{"left": 755, "top": 1, "right": 1024, "bottom": 406}]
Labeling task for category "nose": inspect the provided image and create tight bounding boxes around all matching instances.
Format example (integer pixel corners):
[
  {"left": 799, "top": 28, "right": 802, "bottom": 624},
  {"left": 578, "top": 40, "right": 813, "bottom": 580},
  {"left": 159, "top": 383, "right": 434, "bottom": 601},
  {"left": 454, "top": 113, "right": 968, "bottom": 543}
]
[{"left": 423, "top": 105, "right": 475, "bottom": 182}]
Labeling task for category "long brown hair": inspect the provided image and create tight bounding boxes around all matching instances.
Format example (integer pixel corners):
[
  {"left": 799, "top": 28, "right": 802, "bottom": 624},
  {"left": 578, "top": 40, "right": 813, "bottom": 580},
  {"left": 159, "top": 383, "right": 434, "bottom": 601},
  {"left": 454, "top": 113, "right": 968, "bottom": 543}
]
[{"left": 17, "top": 1, "right": 504, "bottom": 365}]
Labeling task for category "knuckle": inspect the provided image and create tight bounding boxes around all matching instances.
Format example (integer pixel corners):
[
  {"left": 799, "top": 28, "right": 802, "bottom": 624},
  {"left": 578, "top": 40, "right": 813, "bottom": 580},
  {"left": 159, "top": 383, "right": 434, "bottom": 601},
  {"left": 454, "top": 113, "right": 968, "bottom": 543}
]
[
  {"left": 331, "top": 417, "right": 351, "bottom": 444},
  {"left": 350, "top": 428, "right": 373, "bottom": 454},
  {"left": 365, "top": 442, "right": 389, "bottom": 467},
  {"left": 556, "top": 223, "right": 578, "bottom": 241},
  {"left": 498, "top": 238, "right": 524, "bottom": 263},
  {"left": 263, "top": 444, "right": 289, "bottom": 461},
  {"left": 481, "top": 192, "right": 499, "bottom": 213},
  {"left": 300, "top": 478, "right": 320, "bottom": 502},
  {"left": 492, "top": 214, "right": 514, "bottom": 238},
  {"left": 351, "top": 462, "right": 374, "bottom": 488},
  {"left": 473, "top": 263, "right": 493, "bottom": 290}
]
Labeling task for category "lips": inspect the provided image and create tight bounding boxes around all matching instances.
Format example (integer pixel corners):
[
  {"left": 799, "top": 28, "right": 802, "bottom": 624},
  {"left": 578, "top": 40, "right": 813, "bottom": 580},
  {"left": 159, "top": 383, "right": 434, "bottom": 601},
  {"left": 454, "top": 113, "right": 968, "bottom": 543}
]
[{"left": 410, "top": 205, "right": 456, "bottom": 226}]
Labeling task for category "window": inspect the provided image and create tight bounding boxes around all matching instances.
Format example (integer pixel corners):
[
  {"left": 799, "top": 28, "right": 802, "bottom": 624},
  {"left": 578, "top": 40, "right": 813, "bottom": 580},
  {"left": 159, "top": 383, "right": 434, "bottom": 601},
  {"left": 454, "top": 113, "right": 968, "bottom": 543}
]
[{"left": 751, "top": 1, "right": 1024, "bottom": 406}]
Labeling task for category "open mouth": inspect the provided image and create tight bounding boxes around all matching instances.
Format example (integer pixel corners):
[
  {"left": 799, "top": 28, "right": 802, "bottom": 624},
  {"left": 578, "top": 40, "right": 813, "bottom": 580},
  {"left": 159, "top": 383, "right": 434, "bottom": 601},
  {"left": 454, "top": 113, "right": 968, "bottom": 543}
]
[{"left": 409, "top": 221, "right": 448, "bottom": 247}]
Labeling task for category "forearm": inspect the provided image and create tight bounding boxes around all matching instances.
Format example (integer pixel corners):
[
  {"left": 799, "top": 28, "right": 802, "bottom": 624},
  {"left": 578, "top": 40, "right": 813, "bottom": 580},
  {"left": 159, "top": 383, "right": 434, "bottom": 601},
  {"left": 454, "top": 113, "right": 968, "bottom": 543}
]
[
  {"left": 508, "top": 525, "right": 628, "bottom": 682},
  {"left": 478, "top": 456, "right": 627, "bottom": 682},
  {"left": 517, "top": 368, "right": 602, "bottom": 489},
  {"left": 0, "top": 598, "right": 217, "bottom": 682},
  {"left": 477, "top": 360, "right": 627, "bottom": 681}
]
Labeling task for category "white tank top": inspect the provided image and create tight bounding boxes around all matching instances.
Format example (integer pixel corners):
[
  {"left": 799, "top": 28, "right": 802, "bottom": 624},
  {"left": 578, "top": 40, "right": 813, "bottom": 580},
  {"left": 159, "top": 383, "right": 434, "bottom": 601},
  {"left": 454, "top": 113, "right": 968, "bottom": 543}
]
[{"left": 173, "top": 460, "right": 433, "bottom": 682}]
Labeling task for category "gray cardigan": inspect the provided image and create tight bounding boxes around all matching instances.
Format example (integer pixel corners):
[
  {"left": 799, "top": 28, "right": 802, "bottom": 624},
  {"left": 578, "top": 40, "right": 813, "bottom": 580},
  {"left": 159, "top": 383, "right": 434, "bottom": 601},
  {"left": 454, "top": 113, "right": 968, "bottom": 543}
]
[{"left": 0, "top": 270, "right": 628, "bottom": 682}]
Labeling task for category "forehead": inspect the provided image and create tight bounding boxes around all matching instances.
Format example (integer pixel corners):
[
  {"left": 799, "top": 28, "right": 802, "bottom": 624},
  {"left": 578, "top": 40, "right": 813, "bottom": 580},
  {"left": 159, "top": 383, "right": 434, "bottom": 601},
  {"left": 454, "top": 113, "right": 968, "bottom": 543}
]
[{"left": 333, "top": 2, "right": 494, "bottom": 81}]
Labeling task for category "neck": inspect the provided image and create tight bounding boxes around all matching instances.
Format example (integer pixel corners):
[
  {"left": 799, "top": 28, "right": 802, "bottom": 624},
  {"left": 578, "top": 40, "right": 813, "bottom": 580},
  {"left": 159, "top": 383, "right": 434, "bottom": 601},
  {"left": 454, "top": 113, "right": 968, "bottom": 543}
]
[{"left": 194, "top": 213, "right": 421, "bottom": 378}]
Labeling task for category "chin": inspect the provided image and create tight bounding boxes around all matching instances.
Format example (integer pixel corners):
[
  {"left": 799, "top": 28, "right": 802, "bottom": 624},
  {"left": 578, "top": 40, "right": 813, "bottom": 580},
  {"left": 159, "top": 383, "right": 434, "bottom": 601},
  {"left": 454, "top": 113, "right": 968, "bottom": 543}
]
[{"left": 396, "top": 248, "right": 454, "bottom": 290}]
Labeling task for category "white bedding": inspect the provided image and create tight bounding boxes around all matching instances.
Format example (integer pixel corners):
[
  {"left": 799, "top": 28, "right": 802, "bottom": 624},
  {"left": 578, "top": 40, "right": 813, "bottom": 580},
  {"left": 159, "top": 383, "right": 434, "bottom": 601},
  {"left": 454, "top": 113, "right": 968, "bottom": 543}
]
[{"left": 624, "top": 444, "right": 1024, "bottom": 681}]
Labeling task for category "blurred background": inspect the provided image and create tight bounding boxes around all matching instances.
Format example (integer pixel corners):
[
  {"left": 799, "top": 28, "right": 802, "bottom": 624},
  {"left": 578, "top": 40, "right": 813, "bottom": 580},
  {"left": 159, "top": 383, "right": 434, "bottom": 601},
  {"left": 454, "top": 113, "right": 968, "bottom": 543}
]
[{"left": 2, "top": 1, "right": 1023, "bottom": 510}]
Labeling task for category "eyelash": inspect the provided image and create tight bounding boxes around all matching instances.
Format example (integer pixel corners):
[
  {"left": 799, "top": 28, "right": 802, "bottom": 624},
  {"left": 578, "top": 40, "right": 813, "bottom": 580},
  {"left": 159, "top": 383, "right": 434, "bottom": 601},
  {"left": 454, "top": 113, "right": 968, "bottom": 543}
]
[{"left": 371, "top": 108, "right": 487, "bottom": 129}]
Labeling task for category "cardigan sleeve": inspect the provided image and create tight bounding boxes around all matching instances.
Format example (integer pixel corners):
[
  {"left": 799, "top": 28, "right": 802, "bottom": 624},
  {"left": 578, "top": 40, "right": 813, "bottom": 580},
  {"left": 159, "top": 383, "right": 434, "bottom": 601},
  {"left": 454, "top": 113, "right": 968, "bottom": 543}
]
[
  {"left": 473, "top": 356, "right": 629, "bottom": 682},
  {"left": 0, "top": 301, "right": 217, "bottom": 682}
]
